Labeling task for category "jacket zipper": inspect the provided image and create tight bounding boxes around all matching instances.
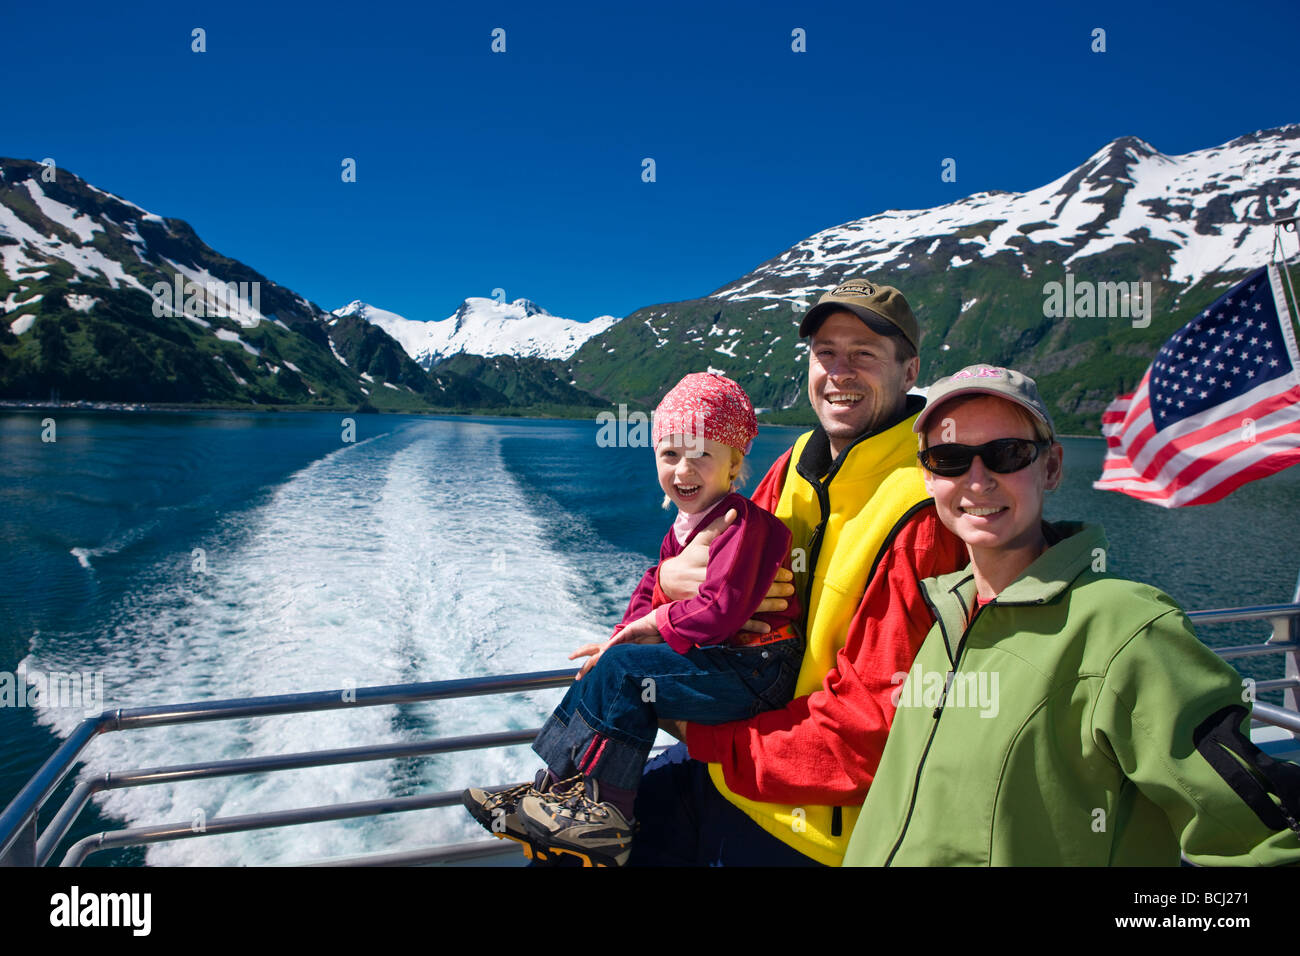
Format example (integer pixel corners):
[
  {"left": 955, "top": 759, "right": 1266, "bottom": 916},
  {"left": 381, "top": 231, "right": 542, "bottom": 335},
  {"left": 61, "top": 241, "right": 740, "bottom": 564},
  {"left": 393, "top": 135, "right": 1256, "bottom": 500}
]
[
  {"left": 801, "top": 487, "right": 829, "bottom": 615},
  {"left": 791, "top": 441, "right": 832, "bottom": 624},
  {"left": 884, "top": 587, "right": 983, "bottom": 866},
  {"left": 793, "top": 449, "right": 844, "bottom": 839}
]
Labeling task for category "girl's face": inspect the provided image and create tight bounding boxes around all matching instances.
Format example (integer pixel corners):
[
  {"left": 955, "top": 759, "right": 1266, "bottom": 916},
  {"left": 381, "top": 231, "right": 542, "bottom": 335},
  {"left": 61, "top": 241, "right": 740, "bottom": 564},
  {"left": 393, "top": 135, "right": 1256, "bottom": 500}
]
[
  {"left": 921, "top": 395, "right": 1063, "bottom": 557},
  {"left": 656, "top": 436, "right": 740, "bottom": 513}
]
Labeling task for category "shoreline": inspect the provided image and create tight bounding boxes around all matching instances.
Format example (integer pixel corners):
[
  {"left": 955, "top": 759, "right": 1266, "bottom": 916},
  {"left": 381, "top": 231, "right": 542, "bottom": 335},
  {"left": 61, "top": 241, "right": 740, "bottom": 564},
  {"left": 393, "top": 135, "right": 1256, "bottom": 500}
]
[
  {"left": 0, "top": 399, "right": 1106, "bottom": 439},
  {"left": 0, "top": 398, "right": 612, "bottom": 421}
]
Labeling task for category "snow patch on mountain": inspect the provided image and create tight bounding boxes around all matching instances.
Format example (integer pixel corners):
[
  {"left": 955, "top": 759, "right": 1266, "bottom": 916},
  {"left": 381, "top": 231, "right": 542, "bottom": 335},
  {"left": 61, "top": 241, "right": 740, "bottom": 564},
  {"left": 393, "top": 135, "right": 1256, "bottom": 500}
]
[
  {"left": 214, "top": 328, "right": 260, "bottom": 356},
  {"left": 22, "top": 180, "right": 104, "bottom": 244},
  {"left": 0, "top": 185, "right": 149, "bottom": 293},
  {"left": 213, "top": 355, "right": 248, "bottom": 386},
  {"left": 333, "top": 298, "right": 619, "bottom": 365},
  {"left": 1, "top": 172, "right": 292, "bottom": 347},
  {"left": 85, "top": 182, "right": 152, "bottom": 217},
  {"left": 157, "top": 257, "right": 267, "bottom": 328},
  {"left": 327, "top": 337, "right": 349, "bottom": 367},
  {"left": 66, "top": 294, "right": 98, "bottom": 312},
  {"left": 2, "top": 291, "right": 43, "bottom": 313}
]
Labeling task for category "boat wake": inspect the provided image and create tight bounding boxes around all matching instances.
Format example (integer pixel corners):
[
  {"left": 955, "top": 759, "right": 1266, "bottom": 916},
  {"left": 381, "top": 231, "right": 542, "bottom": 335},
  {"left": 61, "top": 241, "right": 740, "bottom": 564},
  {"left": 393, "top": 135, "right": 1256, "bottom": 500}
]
[{"left": 25, "top": 419, "right": 644, "bottom": 865}]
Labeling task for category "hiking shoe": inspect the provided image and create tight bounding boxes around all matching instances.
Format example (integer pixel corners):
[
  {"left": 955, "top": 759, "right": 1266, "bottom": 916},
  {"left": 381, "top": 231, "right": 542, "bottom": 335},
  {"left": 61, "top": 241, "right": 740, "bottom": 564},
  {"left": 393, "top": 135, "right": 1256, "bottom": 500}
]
[
  {"left": 462, "top": 771, "right": 582, "bottom": 861},
  {"left": 518, "top": 778, "right": 634, "bottom": 867}
]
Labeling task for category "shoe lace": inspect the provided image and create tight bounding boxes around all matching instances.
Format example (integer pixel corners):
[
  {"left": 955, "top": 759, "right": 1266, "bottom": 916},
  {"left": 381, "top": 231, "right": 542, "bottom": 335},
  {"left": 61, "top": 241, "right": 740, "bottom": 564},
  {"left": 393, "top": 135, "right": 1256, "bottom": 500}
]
[
  {"left": 489, "top": 779, "right": 536, "bottom": 807},
  {"left": 555, "top": 778, "right": 610, "bottom": 820},
  {"left": 548, "top": 774, "right": 585, "bottom": 798}
]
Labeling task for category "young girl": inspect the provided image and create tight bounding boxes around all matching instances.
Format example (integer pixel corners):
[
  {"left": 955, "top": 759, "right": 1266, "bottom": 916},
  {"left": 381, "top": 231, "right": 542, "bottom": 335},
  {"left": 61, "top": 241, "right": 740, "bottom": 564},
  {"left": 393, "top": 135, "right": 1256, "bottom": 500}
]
[
  {"left": 463, "top": 372, "right": 803, "bottom": 866},
  {"left": 843, "top": 364, "right": 1300, "bottom": 866}
]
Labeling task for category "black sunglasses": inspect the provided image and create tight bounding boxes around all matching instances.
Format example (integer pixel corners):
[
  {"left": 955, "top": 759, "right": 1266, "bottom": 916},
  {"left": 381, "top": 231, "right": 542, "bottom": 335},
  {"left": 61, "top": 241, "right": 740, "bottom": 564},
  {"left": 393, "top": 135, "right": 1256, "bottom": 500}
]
[{"left": 917, "top": 438, "right": 1051, "bottom": 477}]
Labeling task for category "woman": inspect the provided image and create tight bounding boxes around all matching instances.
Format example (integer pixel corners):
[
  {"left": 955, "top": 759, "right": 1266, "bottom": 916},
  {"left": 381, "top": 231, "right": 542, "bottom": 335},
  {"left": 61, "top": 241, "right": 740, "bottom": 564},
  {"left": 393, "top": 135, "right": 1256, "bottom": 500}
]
[{"left": 843, "top": 364, "right": 1300, "bottom": 866}]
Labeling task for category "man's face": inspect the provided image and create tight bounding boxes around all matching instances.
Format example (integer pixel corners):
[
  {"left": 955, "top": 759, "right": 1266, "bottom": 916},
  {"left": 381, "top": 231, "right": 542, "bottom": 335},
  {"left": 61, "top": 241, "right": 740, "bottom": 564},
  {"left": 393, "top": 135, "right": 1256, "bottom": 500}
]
[{"left": 807, "top": 311, "right": 919, "bottom": 455}]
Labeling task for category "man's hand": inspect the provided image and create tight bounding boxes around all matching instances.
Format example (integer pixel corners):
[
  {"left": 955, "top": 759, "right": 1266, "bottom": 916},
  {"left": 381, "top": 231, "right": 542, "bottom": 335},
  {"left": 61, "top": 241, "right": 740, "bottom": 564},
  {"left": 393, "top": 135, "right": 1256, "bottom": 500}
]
[
  {"left": 657, "top": 505, "right": 796, "bottom": 632},
  {"left": 656, "top": 508, "right": 738, "bottom": 600},
  {"left": 739, "top": 567, "right": 795, "bottom": 633}
]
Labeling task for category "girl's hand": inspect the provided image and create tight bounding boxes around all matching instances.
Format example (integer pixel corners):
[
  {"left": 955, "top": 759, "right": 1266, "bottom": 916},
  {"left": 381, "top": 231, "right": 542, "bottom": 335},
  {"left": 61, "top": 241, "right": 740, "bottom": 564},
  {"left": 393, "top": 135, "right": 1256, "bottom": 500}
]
[
  {"left": 613, "top": 610, "right": 662, "bottom": 645},
  {"left": 569, "top": 638, "right": 613, "bottom": 681},
  {"left": 569, "top": 612, "right": 663, "bottom": 680}
]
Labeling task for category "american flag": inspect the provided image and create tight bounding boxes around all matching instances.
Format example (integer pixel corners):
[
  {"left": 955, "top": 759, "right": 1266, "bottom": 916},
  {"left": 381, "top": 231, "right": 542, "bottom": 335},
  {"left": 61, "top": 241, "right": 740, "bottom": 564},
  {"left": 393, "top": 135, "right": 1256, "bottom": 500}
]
[{"left": 1094, "top": 264, "right": 1300, "bottom": 507}]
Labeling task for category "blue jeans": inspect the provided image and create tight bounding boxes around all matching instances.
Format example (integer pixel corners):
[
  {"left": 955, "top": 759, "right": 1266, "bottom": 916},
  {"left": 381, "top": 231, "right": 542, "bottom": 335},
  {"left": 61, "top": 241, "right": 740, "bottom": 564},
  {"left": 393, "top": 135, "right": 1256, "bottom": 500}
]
[{"left": 532, "top": 634, "right": 803, "bottom": 792}]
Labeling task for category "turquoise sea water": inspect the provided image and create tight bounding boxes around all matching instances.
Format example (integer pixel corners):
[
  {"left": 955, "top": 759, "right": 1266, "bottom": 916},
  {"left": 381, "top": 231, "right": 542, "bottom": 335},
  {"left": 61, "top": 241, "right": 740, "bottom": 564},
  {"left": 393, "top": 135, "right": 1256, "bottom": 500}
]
[{"left": 1, "top": 409, "right": 1297, "bottom": 865}]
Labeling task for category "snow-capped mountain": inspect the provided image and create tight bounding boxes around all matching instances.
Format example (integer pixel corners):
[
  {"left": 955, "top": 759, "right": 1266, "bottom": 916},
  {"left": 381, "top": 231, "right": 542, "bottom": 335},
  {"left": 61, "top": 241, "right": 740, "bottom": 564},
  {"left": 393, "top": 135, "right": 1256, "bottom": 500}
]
[
  {"left": 0, "top": 164, "right": 321, "bottom": 332},
  {"left": 714, "top": 127, "right": 1300, "bottom": 304},
  {"left": 0, "top": 159, "right": 559, "bottom": 409},
  {"left": 332, "top": 298, "right": 617, "bottom": 367},
  {"left": 568, "top": 125, "right": 1300, "bottom": 433}
]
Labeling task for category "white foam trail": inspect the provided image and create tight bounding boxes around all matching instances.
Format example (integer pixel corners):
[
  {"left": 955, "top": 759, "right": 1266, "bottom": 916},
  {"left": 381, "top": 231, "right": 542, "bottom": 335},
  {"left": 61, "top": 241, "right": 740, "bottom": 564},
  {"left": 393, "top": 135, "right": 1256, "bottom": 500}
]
[
  {"left": 68, "top": 519, "right": 160, "bottom": 570},
  {"left": 28, "top": 420, "right": 639, "bottom": 865}
]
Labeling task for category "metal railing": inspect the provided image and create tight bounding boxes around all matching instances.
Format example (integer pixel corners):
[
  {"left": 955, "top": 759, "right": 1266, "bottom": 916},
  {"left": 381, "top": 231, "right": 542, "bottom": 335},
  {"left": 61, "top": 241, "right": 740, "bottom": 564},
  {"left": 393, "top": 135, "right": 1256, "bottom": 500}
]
[
  {"left": 1188, "top": 602, "right": 1299, "bottom": 715},
  {"left": 1, "top": 601, "right": 1298, "bottom": 868},
  {"left": 0, "top": 669, "right": 574, "bottom": 868}
]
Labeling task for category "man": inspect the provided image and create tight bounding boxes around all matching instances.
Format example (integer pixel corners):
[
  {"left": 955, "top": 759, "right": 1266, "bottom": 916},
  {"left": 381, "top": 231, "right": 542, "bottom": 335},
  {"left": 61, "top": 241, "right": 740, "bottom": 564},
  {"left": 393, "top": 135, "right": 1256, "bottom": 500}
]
[{"left": 628, "top": 277, "right": 968, "bottom": 867}]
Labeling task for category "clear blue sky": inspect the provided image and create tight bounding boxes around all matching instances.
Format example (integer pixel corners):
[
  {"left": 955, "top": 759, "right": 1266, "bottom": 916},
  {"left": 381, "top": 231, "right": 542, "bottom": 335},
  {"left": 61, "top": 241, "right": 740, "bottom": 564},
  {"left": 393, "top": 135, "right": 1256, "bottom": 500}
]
[{"left": 8, "top": 0, "right": 1297, "bottom": 323}]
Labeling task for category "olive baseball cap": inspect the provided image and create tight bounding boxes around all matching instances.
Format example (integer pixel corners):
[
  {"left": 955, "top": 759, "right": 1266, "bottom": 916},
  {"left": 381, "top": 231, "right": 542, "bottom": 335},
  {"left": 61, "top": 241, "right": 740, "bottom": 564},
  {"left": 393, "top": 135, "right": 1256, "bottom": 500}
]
[
  {"left": 799, "top": 278, "right": 920, "bottom": 352},
  {"left": 914, "top": 364, "right": 1056, "bottom": 437}
]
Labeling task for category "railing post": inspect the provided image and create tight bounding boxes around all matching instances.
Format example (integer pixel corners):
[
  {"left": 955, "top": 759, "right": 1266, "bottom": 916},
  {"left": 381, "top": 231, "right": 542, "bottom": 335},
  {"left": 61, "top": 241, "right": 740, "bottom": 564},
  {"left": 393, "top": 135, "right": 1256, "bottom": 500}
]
[
  {"left": 1270, "top": 607, "right": 1299, "bottom": 719},
  {"left": 0, "top": 815, "right": 37, "bottom": 867},
  {"left": 1285, "top": 621, "right": 1299, "bottom": 718},
  {"left": 1290, "top": 582, "right": 1300, "bottom": 718}
]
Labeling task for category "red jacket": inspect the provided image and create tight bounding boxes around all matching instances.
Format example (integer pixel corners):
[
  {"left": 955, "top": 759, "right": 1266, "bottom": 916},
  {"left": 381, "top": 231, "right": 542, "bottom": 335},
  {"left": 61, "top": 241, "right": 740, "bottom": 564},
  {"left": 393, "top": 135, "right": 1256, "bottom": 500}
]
[{"left": 682, "top": 448, "right": 967, "bottom": 805}]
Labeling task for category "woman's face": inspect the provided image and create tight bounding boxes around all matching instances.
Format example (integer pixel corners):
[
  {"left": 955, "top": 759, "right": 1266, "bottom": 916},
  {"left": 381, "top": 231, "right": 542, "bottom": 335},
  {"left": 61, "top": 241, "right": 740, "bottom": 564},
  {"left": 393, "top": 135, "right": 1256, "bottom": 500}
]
[{"left": 921, "top": 395, "right": 1063, "bottom": 556}]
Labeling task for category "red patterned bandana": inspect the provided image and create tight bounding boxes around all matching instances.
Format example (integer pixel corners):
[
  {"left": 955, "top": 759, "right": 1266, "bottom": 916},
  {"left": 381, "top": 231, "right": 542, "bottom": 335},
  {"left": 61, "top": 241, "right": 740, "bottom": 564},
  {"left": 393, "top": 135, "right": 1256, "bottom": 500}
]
[{"left": 652, "top": 372, "right": 758, "bottom": 454}]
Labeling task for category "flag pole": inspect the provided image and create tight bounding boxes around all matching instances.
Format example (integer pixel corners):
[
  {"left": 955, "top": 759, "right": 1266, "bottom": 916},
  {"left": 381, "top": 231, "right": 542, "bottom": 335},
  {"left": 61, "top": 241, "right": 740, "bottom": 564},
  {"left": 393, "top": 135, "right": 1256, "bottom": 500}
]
[
  {"left": 1274, "top": 218, "right": 1300, "bottom": 606},
  {"left": 1272, "top": 217, "right": 1300, "bottom": 335}
]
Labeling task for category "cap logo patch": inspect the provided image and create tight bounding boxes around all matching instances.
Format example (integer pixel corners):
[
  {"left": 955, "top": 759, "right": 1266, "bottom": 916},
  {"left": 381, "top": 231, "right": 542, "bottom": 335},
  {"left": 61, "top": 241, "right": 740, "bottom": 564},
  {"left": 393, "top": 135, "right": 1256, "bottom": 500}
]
[{"left": 951, "top": 366, "right": 1005, "bottom": 381}]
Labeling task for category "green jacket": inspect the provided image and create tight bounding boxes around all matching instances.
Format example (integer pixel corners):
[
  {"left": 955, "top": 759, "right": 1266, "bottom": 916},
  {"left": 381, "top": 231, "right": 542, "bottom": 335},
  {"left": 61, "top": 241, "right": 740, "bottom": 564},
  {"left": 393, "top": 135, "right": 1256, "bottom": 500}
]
[{"left": 844, "top": 522, "right": 1300, "bottom": 866}]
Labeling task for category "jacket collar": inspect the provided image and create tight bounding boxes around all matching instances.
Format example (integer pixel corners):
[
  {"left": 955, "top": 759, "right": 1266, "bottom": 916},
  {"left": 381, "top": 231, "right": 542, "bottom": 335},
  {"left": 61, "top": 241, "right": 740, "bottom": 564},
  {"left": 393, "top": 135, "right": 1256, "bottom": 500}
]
[
  {"left": 925, "top": 522, "right": 1108, "bottom": 639},
  {"left": 995, "top": 521, "right": 1105, "bottom": 605},
  {"left": 796, "top": 393, "right": 926, "bottom": 485}
]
